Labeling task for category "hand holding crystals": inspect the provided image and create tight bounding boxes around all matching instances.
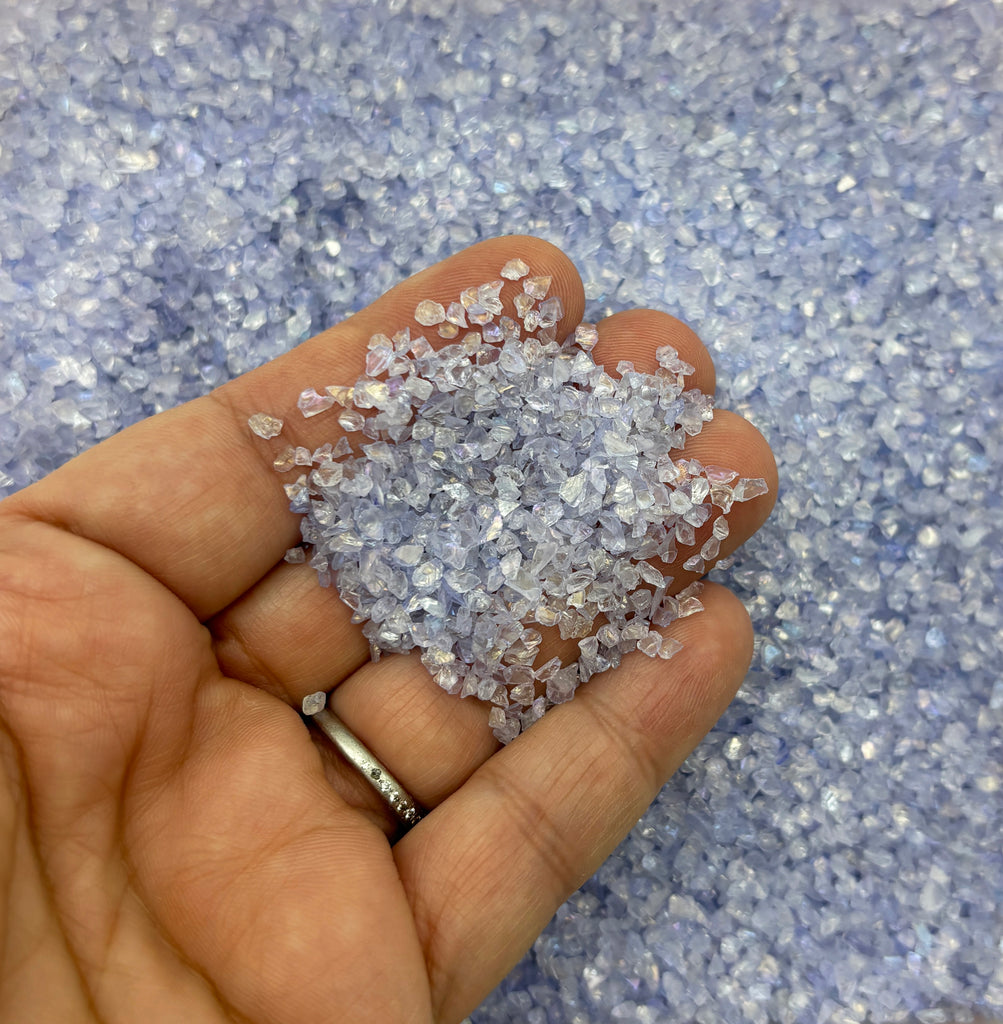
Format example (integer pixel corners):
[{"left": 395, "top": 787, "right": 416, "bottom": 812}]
[{"left": 0, "top": 237, "right": 776, "bottom": 1024}]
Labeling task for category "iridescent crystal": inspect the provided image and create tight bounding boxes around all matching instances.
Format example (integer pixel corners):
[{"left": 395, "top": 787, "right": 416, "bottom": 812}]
[
  {"left": 297, "top": 388, "right": 335, "bottom": 418},
  {"left": 248, "top": 412, "right": 283, "bottom": 438},
  {"left": 415, "top": 299, "right": 446, "bottom": 326},
  {"left": 500, "top": 257, "right": 530, "bottom": 280}
]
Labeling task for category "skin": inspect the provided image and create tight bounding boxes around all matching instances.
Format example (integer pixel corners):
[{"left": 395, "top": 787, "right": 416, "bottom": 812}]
[{"left": 0, "top": 236, "right": 777, "bottom": 1024}]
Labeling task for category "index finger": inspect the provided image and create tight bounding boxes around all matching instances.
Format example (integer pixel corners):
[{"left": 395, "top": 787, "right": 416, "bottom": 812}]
[{"left": 3, "top": 236, "right": 586, "bottom": 620}]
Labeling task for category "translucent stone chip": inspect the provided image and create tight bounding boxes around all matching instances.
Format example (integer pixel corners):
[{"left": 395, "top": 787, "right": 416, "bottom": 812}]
[
  {"left": 522, "top": 275, "right": 552, "bottom": 300},
  {"left": 297, "top": 388, "right": 335, "bottom": 418},
  {"left": 248, "top": 412, "right": 283, "bottom": 438},
  {"left": 415, "top": 299, "right": 446, "bottom": 326},
  {"left": 273, "top": 445, "right": 296, "bottom": 472},
  {"left": 301, "top": 690, "right": 327, "bottom": 715},
  {"left": 500, "top": 257, "right": 530, "bottom": 280},
  {"left": 574, "top": 322, "right": 599, "bottom": 351}
]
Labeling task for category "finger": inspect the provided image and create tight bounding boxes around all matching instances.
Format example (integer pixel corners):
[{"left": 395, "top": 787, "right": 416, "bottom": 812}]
[
  {"left": 395, "top": 581, "right": 753, "bottom": 1024},
  {"left": 6, "top": 236, "right": 584, "bottom": 621},
  {"left": 591, "top": 307, "right": 716, "bottom": 394},
  {"left": 209, "top": 304, "right": 734, "bottom": 702}
]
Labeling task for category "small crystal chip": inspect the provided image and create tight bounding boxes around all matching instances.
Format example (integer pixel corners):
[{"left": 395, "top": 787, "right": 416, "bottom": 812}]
[
  {"left": 659, "top": 637, "right": 684, "bottom": 660},
  {"left": 301, "top": 691, "right": 327, "bottom": 715},
  {"left": 338, "top": 409, "right": 365, "bottom": 431},
  {"left": 272, "top": 445, "right": 296, "bottom": 472},
  {"left": 573, "top": 322, "right": 599, "bottom": 351},
  {"left": 445, "top": 301, "right": 467, "bottom": 327},
  {"left": 500, "top": 257, "right": 530, "bottom": 280},
  {"left": 415, "top": 300, "right": 446, "bottom": 326},
  {"left": 537, "top": 297, "right": 564, "bottom": 329},
  {"left": 284, "top": 547, "right": 306, "bottom": 564},
  {"left": 248, "top": 412, "right": 283, "bottom": 438},
  {"left": 637, "top": 631, "right": 663, "bottom": 657},
  {"left": 522, "top": 275, "right": 552, "bottom": 300},
  {"left": 297, "top": 388, "right": 336, "bottom": 418}
]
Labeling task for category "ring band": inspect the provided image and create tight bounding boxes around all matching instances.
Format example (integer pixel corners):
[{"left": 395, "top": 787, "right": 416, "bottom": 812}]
[{"left": 305, "top": 695, "right": 423, "bottom": 831}]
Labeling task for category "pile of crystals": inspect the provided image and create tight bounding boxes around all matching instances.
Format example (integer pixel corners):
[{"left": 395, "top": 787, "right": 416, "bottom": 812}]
[{"left": 251, "top": 260, "right": 768, "bottom": 742}]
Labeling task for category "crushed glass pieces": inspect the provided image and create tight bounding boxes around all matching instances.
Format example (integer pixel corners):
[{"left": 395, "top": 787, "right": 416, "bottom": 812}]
[
  {"left": 253, "top": 261, "right": 766, "bottom": 743},
  {"left": 248, "top": 412, "right": 283, "bottom": 438}
]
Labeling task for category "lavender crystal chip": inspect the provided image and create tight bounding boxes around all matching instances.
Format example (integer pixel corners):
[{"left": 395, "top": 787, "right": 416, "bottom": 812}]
[
  {"left": 414, "top": 299, "right": 446, "bottom": 326},
  {"left": 301, "top": 690, "right": 327, "bottom": 715},
  {"left": 500, "top": 257, "right": 530, "bottom": 280},
  {"left": 260, "top": 264, "right": 766, "bottom": 743},
  {"left": 297, "top": 388, "right": 335, "bottom": 418},
  {"left": 248, "top": 412, "right": 283, "bottom": 438}
]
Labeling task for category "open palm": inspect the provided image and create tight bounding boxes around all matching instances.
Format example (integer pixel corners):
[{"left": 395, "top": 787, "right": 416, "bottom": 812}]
[{"left": 0, "top": 237, "right": 776, "bottom": 1023}]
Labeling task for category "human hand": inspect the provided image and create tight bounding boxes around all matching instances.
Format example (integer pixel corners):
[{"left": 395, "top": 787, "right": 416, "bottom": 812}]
[{"left": 0, "top": 237, "right": 776, "bottom": 1023}]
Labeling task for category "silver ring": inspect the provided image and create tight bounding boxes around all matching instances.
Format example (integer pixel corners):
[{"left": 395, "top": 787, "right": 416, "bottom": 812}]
[{"left": 304, "top": 693, "right": 423, "bottom": 831}]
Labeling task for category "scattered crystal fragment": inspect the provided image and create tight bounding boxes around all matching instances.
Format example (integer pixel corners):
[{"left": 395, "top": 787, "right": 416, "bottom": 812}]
[
  {"left": 248, "top": 412, "right": 283, "bottom": 438},
  {"left": 298, "top": 388, "right": 336, "bottom": 418},
  {"left": 415, "top": 299, "right": 446, "bottom": 326},
  {"left": 500, "top": 257, "right": 530, "bottom": 280},
  {"left": 514, "top": 292, "right": 535, "bottom": 318},
  {"left": 273, "top": 446, "right": 296, "bottom": 472},
  {"left": 338, "top": 409, "right": 365, "bottom": 431},
  {"left": 658, "top": 637, "right": 684, "bottom": 660},
  {"left": 574, "top": 323, "right": 599, "bottom": 351},
  {"left": 522, "top": 275, "right": 552, "bottom": 300},
  {"left": 365, "top": 346, "right": 394, "bottom": 376},
  {"left": 438, "top": 322, "right": 459, "bottom": 339},
  {"left": 637, "top": 631, "right": 663, "bottom": 657},
  {"left": 734, "top": 477, "right": 770, "bottom": 501},
  {"left": 301, "top": 691, "right": 327, "bottom": 715},
  {"left": 700, "top": 536, "right": 721, "bottom": 561},
  {"left": 284, "top": 547, "right": 307, "bottom": 564},
  {"left": 537, "top": 297, "right": 564, "bottom": 329}
]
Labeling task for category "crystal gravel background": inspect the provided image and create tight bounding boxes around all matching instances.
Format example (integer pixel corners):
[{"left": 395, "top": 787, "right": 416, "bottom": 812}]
[{"left": 2, "top": 1, "right": 1001, "bottom": 1022}]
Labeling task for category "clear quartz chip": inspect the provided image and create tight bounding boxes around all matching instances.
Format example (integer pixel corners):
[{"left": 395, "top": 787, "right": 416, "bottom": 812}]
[
  {"left": 415, "top": 299, "right": 446, "bottom": 326},
  {"left": 297, "top": 388, "right": 336, "bottom": 418},
  {"left": 273, "top": 445, "right": 296, "bottom": 472},
  {"left": 522, "top": 275, "right": 552, "bottom": 300},
  {"left": 500, "top": 257, "right": 530, "bottom": 280},
  {"left": 248, "top": 412, "right": 283, "bottom": 438},
  {"left": 301, "top": 691, "right": 327, "bottom": 715},
  {"left": 574, "top": 322, "right": 599, "bottom": 351}
]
